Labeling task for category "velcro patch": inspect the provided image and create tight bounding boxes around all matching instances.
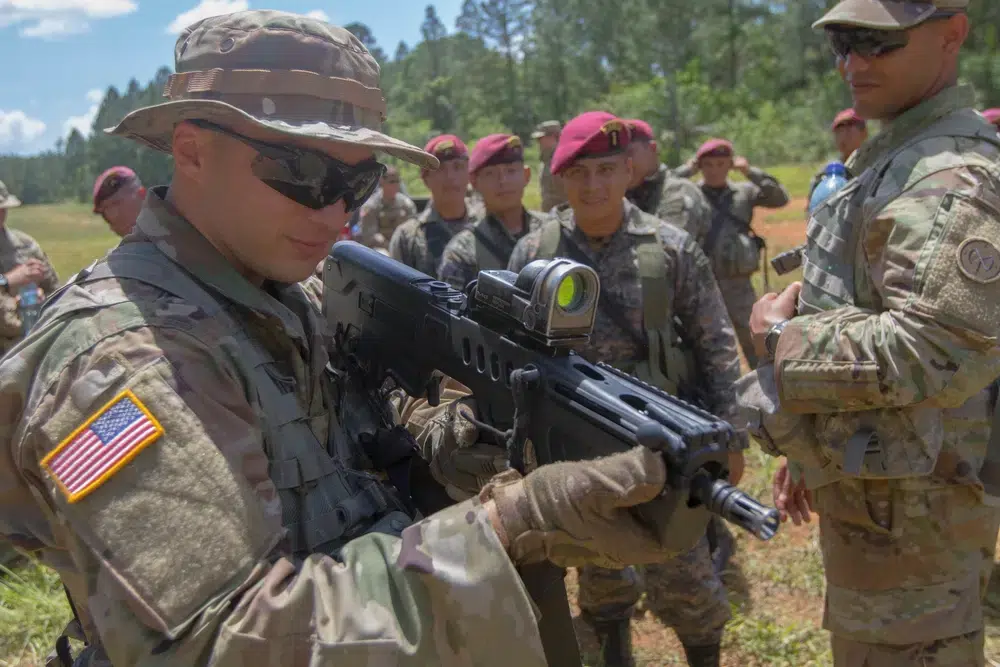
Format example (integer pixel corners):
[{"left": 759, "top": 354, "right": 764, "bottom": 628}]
[
  {"left": 41, "top": 390, "right": 163, "bottom": 503},
  {"left": 957, "top": 237, "right": 1000, "bottom": 284}
]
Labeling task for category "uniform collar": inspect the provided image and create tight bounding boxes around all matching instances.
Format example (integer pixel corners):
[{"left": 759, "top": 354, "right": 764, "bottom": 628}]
[
  {"left": 132, "top": 186, "right": 308, "bottom": 342},
  {"left": 558, "top": 199, "right": 658, "bottom": 238},
  {"left": 420, "top": 202, "right": 470, "bottom": 226},
  {"left": 849, "top": 84, "right": 977, "bottom": 174}
]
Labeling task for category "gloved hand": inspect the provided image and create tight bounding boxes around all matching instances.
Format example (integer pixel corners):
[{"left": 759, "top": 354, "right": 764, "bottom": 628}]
[
  {"left": 480, "top": 446, "right": 671, "bottom": 569},
  {"left": 430, "top": 398, "right": 510, "bottom": 500}
]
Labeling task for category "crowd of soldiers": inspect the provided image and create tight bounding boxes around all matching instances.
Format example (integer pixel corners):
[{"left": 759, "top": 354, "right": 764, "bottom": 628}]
[{"left": 0, "top": 1, "right": 999, "bottom": 666}]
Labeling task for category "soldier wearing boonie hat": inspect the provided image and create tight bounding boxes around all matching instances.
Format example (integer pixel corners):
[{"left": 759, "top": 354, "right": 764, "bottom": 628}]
[
  {"left": 389, "top": 134, "right": 480, "bottom": 275},
  {"left": 0, "top": 11, "right": 696, "bottom": 667},
  {"left": 437, "top": 133, "right": 545, "bottom": 291},
  {"left": 737, "top": 2, "right": 1000, "bottom": 666},
  {"left": 92, "top": 166, "right": 146, "bottom": 237},
  {"left": 532, "top": 120, "right": 568, "bottom": 212},
  {"left": 674, "top": 138, "right": 789, "bottom": 369},
  {"left": 507, "top": 111, "right": 746, "bottom": 667}
]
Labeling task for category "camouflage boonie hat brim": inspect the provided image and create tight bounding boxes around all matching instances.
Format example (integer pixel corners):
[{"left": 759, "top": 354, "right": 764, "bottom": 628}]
[
  {"left": 531, "top": 120, "right": 562, "bottom": 139},
  {"left": 106, "top": 11, "right": 438, "bottom": 171},
  {"left": 813, "top": 0, "right": 968, "bottom": 31},
  {"left": 0, "top": 181, "right": 21, "bottom": 210}
]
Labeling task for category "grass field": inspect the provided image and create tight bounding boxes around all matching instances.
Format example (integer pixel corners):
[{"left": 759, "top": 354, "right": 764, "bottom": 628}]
[{"left": 2, "top": 167, "right": 999, "bottom": 667}]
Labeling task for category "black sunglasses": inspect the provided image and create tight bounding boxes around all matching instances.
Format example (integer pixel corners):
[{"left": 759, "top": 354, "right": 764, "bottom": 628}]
[
  {"left": 825, "top": 11, "right": 960, "bottom": 60},
  {"left": 188, "top": 120, "right": 386, "bottom": 212}
]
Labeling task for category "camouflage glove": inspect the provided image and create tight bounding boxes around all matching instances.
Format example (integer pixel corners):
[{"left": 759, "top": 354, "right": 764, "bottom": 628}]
[
  {"left": 480, "top": 446, "right": 670, "bottom": 569},
  {"left": 430, "top": 398, "right": 510, "bottom": 500}
]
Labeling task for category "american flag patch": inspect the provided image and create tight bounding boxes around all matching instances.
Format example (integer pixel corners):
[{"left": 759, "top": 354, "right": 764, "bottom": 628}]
[{"left": 41, "top": 390, "right": 163, "bottom": 503}]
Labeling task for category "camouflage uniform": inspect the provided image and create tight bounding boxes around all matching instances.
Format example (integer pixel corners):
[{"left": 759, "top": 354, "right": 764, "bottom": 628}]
[
  {"left": 0, "top": 182, "right": 60, "bottom": 356},
  {"left": 673, "top": 162, "right": 789, "bottom": 368},
  {"left": 0, "top": 186, "right": 549, "bottom": 667},
  {"left": 627, "top": 162, "right": 712, "bottom": 248},
  {"left": 508, "top": 200, "right": 744, "bottom": 652},
  {"left": 737, "top": 84, "right": 1000, "bottom": 666},
  {"left": 357, "top": 188, "right": 417, "bottom": 248},
  {"left": 438, "top": 209, "right": 546, "bottom": 291},
  {"left": 389, "top": 204, "right": 477, "bottom": 276}
]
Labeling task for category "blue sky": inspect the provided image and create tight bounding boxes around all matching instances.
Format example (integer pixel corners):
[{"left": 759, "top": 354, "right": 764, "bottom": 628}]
[{"left": 1, "top": 0, "right": 463, "bottom": 156}]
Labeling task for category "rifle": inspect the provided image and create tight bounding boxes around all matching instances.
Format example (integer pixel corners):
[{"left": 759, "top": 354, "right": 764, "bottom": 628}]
[{"left": 323, "top": 241, "right": 780, "bottom": 667}]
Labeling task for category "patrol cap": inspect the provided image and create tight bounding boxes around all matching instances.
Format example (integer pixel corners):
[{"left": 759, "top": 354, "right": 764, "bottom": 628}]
[
  {"left": 831, "top": 108, "right": 866, "bottom": 130},
  {"left": 814, "top": 0, "right": 968, "bottom": 31},
  {"left": 983, "top": 108, "right": 1000, "bottom": 127},
  {"left": 696, "top": 138, "right": 734, "bottom": 161},
  {"left": 625, "top": 119, "right": 655, "bottom": 142},
  {"left": 550, "top": 111, "right": 630, "bottom": 175},
  {"left": 468, "top": 134, "right": 524, "bottom": 174},
  {"left": 92, "top": 166, "right": 139, "bottom": 213},
  {"left": 531, "top": 120, "right": 562, "bottom": 139},
  {"left": 106, "top": 10, "right": 437, "bottom": 170},
  {"left": 0, "top": 181, "right": 20, "bottom": 210},
  {"left": 424, "top": 135, "right": 468, "bottom": 165}
]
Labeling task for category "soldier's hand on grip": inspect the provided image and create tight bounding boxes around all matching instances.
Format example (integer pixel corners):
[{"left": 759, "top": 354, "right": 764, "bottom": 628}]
[{"left": 480, "top": 446, "right": 671, "bottom": 569}]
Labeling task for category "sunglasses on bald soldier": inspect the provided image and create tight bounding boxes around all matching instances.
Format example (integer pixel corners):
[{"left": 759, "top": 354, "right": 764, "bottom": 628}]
[
  {"left": 187, "top": 120, "right": 385, "bottom": 212},
  {"left": 825, "top": 11, "right": 960, "bottom": 60}
]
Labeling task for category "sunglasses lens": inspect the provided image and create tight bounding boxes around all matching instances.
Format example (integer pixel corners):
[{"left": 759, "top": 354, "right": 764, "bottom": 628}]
[
  {"left": 251, "top": 150, "right": 385, "bottom": 211},
  {"left": 827, "top": 28, "right": 908, "bottom": 59}
]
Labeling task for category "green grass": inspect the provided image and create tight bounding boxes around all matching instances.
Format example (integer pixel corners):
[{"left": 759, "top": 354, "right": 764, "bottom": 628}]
[
  {"left": 7, "top": 203, "right": 119, "bottom": 281},
  {"left": 0, "top": 560, "right": 73, "bottom": 667}
]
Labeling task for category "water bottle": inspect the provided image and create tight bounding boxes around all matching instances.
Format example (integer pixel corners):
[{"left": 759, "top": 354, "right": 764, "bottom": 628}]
[
  {"left": 18, "top": 282, "right": 41, "bottom": 335},
  {"left": 808, "top": 161, "right": 850, "bottom": 214}
]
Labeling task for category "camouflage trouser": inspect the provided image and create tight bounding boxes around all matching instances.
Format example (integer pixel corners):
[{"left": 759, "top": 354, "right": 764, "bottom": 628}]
[
  {"left": 831, "top": 630, "right": 985, "bottom": 667},
  {"left": 577, "top": 535, "right": 730, "bottom": 646},
  {"left": 815, "top": 478, "right": 1000, "bottom": 666},
  {"left": 716, "top": 276, "right": 758, "bottom": 369}
]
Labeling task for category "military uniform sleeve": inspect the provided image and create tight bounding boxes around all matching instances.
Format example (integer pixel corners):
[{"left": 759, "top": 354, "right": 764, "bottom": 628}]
[
  {"left": 506, "top": 232, "right": 541, "bottom": 273},
  {"left": 15, "top": 325, "right": 545, "bottom": 667},
  {"left": 437, "top": 232, "right": 478, "bottom": 291},
  {"left": 0, "top": 292, "right": 22, "bottom": 339},
  {"left": 775, "top": 166, "right": 1000, "bottom": 414},
  {"left": 20, "top": 236, "right": 60, "bottom": 293},
  {"left": 388, "top": 218, "right": 414, "bottom": 265},
  {"left": 669, "top": 234, "right": 746, "bottom": 446},
  {"left": 746, "top": 167, "right": 790, "bottom": 208},
  {"left": 658, "top": 180, "right": 712, "bottom": 249},
  {"left": 358, "top": 201, "right": 379, "bottom": 245},
  {"left": 671, "top": 162, "right": 698, "bottom": 180}
]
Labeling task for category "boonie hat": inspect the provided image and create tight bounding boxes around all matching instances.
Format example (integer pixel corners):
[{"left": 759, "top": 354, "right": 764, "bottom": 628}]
[{"left": 814, "top": 0, "right": 968, "bottom": 31}]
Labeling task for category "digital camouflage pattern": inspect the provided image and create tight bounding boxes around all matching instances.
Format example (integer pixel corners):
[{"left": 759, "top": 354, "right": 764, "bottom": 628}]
[
  {"left": 737, "top": 84, "right": 1000, "bottom": 660},
  {"left": 508, "top": 200, "right": 741, "bottom": 640},
  {"left": 0, "top": 188, "right": 549, "bottom": 667},
  {"left": 389, "top": 203, "right": 478, "bottom": 276},
  {"left": 627, "top": 163, "right": 713, "bottom": 249},
  {"left": 438, "top": 209, "right": 546, "bottom": 291},
  {"left": 539, "top": 147, "right": 567, "bottom": 212},
  {"left": 673, "top": 163, "right": 789, "bottom": 368},
  {"left": 0, "top": 227, "right": 59, "bottom": 355},
  {"left": 357, "top": 189, "right": 418, "bottom": 248}
]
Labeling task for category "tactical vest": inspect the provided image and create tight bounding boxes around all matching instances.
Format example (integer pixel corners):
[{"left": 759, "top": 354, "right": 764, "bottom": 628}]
[
  {"left": 799, "top": 113, "right": 1000, "bottom": 487},
  {"left": 473, "top": 219, "right": 518, "bottom": 272},
  {"left": 536, "top": 219, "right": 694, "bottom": 396},
  {"left": 38, "top": 243, "right": 412, "bottom": 558}
]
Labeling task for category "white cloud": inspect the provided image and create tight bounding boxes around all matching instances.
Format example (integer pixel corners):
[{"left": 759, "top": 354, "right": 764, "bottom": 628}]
[
  {"left": 0, "top": 0, "right": 136, "bottom": 39},
  {"left": 0, "top": 110, "right": 47, "bottom": 149},
  {"left": 166, "top": 0, "right": 248, "bottom": 34},
  {"left": 305, "top": 9, "right": 329, "bottom": 22},
  {"left": 63, "top": 88, "right": 104, "bottom": 138}
]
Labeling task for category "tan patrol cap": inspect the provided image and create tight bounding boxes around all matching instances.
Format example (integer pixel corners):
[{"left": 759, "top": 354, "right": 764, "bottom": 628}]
[
  {"left": 0, "top": 181, "right": 21, "bottom": 210},
  {"left": 531, "top": 120, "right": 562, "bottom": 139},
  {"left": 814, "top": 0, "right": 968, "bottom": 31},
  {"left": 107, "top": 10, "right": 437, "bottom": 170}
]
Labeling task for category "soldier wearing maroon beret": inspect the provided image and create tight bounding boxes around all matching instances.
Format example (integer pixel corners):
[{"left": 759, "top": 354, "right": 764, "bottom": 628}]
[
  {"left": 93, "top": 166, "right": 146, "bottom": 237},
  {"left": 984, "top": 108, "right": 1000, "bottom": 130},
  {"left": 674, "top": 139, "right": 789, "bottom": 369},
  {"left": 437, "top": 133, "right": 546, "bottom": 291},
  {"left": 507, "top": 111, "right": 746, "bottom": 667},
  {"left": 806, "top": 108, "right": 869, "bottom": 204},
  {"left": 389, "top": 134, "right": 480, "bottom": 275}
]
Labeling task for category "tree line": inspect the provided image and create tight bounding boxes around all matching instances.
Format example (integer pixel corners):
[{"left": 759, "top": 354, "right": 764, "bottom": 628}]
[{"left": 2, "top": 0, "right": 998, "bottom": 206}]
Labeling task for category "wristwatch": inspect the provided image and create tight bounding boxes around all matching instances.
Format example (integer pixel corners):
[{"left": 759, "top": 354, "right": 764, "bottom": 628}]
[{"left": 764, "top": 320, "right": 789, "bottom": 361}]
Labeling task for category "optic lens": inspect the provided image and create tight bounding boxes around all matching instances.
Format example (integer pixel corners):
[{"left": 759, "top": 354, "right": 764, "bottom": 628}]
[{"left": 557, "top": 274, "right": 583, "bottom": 311}]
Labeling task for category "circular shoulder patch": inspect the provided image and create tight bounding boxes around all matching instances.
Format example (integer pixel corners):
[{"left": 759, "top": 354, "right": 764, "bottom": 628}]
[{"left": 957, "top": 238, "right": 1000, "bottom": 283}]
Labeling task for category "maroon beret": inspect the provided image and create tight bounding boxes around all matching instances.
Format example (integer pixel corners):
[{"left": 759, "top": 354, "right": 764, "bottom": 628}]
[
  {"left": 984, "top": 108, "right": 1000, "bottom": 127},
  {"left": 831, "top": 108, "right": 866, "bottom": 131},
  {"left": 550, "top": 111, "right": 630, "bottom": 175},
  {"left": 93, "top": 166, "right": 138, "bottom": 213},
  {"left": 625, "top": 119, "right": 654, "bottom": 142},
  {"left": 468, "top": 134, "right": 524, "bottom": 174},
  {"left": 695, "top": 138, "right": 734, "bottom": 161},
  {"left": 423, "top": 135, "right": 468, "bottom": 163}
]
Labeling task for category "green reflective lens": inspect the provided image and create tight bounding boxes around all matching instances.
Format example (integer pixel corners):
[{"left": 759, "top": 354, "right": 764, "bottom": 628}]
[{"left": 557, "top": 274, "right": 582, "bottom": 310}]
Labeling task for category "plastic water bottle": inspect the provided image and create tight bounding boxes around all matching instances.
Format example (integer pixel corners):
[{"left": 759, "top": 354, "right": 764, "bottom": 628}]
[
  {"left": 808, "top": 161, "right": 849, "bottom": 214},
  {"left": 18, "top": 283, "right": 41, "bottom": 335}
]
